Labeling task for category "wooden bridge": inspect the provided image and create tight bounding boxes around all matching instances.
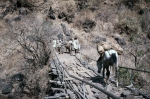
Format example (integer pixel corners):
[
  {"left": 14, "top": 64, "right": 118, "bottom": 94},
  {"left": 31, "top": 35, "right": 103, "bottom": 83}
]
[{"left": 45, "top": 49, "right": 150, "bottom": 99}]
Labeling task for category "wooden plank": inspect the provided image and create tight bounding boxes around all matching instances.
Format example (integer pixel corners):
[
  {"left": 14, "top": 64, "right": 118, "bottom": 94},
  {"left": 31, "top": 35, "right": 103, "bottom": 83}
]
[
  {"left": 71, "top": 67, "right": 78, "bottom": 72},
  {"left": 85, "top": 71, "right": 95, "bottom": 77},
  {"left": 86, "top": 95, "right": 96, "bottom": 99},
  {"left": 64, "top": 71, "right": 70, "bottom": 78},
  {"left": 77, "top": 85, "right": 84, "bottom": 93},
  {"left": 90, "top": 71, "right": 97, "bottom": 76},
  {"left": 72, "top": 84, "right": 79, "bottom": 91},
  {"left": 77, "top": 67, "right": 86, "bottom": 70},
  {"left": 76, "top": 63, "right": 82, "bottom": 67},
  {"left": 77, "top": 71, "right": 90, "bottom": 77},
  {"left": 78, "top": 69, "right": 94, "bottom": 77},
  {"left": 69, "top": 71, "right": 83, "bottom": 79},
  {"left": 64, "top": 77, "right": 74, "bottom": 81},
  {"left": 76, "top": 66, "right": 84, "bottom": 71},
  {"left": 91, "top": 88, "right": 100, "bottom": 93},
  {"left": 77, "top": 71, "right": 87, "bottom": 73},
  {"left": 85, "top": 85, "right": 93, "bottom": 95}
]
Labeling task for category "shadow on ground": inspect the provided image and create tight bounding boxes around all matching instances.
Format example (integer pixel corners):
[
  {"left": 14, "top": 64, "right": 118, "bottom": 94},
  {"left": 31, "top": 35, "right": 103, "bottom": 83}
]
[{"left": 84, "top": 76, "right": 106, "bottom": 87}]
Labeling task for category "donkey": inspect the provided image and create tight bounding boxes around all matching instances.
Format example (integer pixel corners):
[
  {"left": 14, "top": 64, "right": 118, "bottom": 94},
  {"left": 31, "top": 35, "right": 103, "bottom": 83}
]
[{"left": 97, "top": 49, "right": 119, "bottom": 87}]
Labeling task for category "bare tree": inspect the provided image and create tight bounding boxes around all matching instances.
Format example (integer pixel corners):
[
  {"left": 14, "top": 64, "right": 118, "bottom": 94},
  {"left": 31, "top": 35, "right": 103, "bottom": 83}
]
[
  {"left": 16, "top": 16, "right": 54, "bottom": 70},
  {"left": 125, "top": 33, "right": 149, "bottom": 68},
  {"left": 17, "top": 31, "right": 50, "bottom": 69}
]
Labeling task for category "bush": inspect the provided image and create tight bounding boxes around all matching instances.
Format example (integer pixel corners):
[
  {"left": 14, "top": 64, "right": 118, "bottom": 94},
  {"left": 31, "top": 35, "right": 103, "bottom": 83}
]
[{"left": 119, "top": 68, "right": 130, "bottom": 86}]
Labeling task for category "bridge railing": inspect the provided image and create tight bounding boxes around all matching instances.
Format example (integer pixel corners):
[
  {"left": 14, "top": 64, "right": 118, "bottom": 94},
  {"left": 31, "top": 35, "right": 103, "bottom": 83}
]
[
  {"left": 119, "top": 66, "right": 150, "bottom": 87},
  {"left": 78, "top": 52, "right": 150, "bottom": 88},
  {"left": 53, "top": 50, "right": 120, "bottom": 99},
  {"left": 71, "top": 52, "right": 150, "bottom": 97}
]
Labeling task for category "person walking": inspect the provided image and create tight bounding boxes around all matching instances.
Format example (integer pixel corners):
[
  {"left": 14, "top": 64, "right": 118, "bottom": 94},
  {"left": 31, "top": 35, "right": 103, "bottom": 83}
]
[
  {"left": 68, "top": 38, "right": 74, "bottom": 55},
  {"left": 52, "top": 38, "right": 57, "bottom": 49},
  {"left": 57, "top": 38, "right": 62, "bottom": 54},
  {"left": 73, "top": 36, "right": 80, "bottom": 54}
]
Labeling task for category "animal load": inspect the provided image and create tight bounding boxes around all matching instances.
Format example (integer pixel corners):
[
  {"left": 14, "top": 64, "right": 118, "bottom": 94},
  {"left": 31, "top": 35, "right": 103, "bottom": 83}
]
[
  {"left": 111, "top": 43, "right": 123, "bottom": 55},
  {"left": 97, "top": 41, "right": 123, "bottom": 55},
  {"left": 97, "top": 45, "right": 104, "bottom": 55},
  {"left": 100, "top": 41, "right": 111, "bottom": 50}
]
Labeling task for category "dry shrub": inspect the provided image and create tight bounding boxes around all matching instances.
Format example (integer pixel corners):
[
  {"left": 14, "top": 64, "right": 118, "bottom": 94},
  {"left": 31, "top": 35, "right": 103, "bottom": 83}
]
[{"left": 25, "top": 65, "right": 51, "bottom": 98}]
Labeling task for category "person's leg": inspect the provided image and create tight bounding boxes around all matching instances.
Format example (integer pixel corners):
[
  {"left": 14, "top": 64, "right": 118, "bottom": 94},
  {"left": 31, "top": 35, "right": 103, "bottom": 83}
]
[
  {"left": 68, "top": 47, "right": 70, "bottom": 54},
  {"left": 58, "top": 47, "right": 60, "bottom": 54},
  {"left": 75, "top": 49, "right": 77, "bottom": 54},
  {"left": 106, "top": 66, "right": 110, "bottom": 85}
]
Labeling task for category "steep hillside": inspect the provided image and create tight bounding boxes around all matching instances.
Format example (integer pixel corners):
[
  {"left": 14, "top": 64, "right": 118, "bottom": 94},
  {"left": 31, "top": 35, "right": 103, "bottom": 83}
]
[{"left": 0, "top": 0, "right": 149, "bottom": 98}]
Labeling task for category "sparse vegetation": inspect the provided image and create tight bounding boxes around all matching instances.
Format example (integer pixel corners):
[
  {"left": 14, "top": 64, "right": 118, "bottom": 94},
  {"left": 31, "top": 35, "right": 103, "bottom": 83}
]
[
  {"left": 119, "top": 68, "right": 130, "bottom": 86},
  {"left": 15, "top": 16, "right": 56, "bottom": 71}
]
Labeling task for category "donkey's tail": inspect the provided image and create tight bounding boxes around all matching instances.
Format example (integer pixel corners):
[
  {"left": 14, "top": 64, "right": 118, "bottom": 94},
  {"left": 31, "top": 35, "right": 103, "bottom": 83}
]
[
  {"left": 111, "top": 53, "right": 117, "bottom": 63},
  {"left": 111, "top": 53, "right": 118, "bottom": 76}
]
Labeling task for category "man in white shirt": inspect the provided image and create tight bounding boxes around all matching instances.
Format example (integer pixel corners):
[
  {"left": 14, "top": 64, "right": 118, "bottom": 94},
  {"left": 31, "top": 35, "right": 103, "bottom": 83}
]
[
  {"left": 57, "top": 38, "right": 62, "bottom": 54},
  {"left": 52, "top": 38, "right": 57, "bottom": 48},
  {"left": 73, "top": 36, "right": 80, "bottom": 54}
]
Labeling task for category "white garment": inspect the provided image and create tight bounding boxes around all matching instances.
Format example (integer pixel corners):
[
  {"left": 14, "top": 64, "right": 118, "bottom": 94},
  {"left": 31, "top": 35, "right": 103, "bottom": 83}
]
[
  {"left": 73, "top": 39, "right": 80, "bottom": 50},
  {"left": 52, "top": 40, "right": 57, "bottom": 48},
  {"left": 68, "top": 40, "right": 73, "bottom": 44},
  {"left": 57, "top": 40, "right": 62, "bottom": 47}
]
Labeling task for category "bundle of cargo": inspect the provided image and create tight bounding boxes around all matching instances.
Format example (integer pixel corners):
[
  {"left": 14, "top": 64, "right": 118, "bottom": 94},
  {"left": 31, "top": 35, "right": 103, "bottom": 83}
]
[
  {"left": 111, "top": 43, "right": 123, "bottom": 55},
  {"left": 97, "top": 41, "right": 123, "bottom": 55}
]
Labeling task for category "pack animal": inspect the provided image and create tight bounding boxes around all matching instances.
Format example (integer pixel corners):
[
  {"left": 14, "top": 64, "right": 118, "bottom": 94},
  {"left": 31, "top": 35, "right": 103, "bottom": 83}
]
[
  {"left": 65, "top": 43, "right": 72, "bottom": 54},
  {"left": 97, "top": 49, "right": 119, "bottom": 87}
]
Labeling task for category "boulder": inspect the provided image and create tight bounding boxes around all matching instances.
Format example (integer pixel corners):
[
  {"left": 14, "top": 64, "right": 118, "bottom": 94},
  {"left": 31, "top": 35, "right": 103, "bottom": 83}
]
[
  {"left": 2, "top": 84, "right": 13, "bottom": 94},
  {"left": 12, "top": 73, "right": 25, "bottom": 82}
]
